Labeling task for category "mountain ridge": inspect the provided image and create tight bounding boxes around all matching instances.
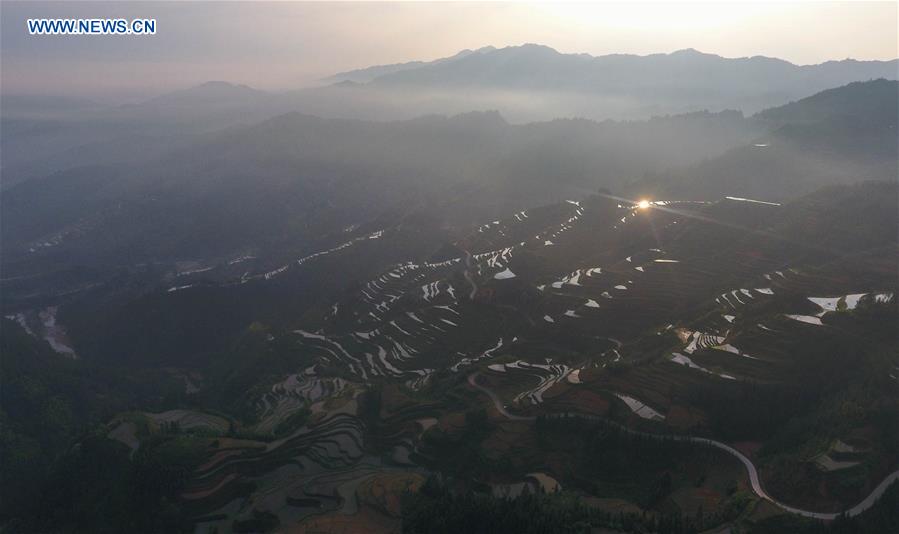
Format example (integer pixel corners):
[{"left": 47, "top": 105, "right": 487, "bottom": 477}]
[{"left": 368, "top": 44, "right": 897, "bottom": 92}]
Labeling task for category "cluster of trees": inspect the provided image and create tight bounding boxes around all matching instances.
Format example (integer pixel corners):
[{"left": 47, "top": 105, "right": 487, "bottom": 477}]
[
  {"left": 687, "top": 380, "right": 814, "bottom": 442},
  {"left": 0, "top": 319, "right": 202, "bottom": 532},
  {"left": 402, "top": 475, "right": 707, "bottom": 534},
  {"left": 418, "top": 408, "right": 507, "bottom": 478},
  {"left": 4, "top": 430, "right": 205, "bottom": 533},
  {"left": 536, "top": 416, "right": 705, "bottom": 508},
  {"left": 402, "top": 451, "right": 898, "bottom": 534}
]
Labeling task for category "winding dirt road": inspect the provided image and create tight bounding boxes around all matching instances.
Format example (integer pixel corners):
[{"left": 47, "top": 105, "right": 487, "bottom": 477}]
[
  {"left": 467, "top": 372, "right": 534, "bottom": 422},
  {"left": 467, "top": 371, "right": 899, "bottom": 520}
]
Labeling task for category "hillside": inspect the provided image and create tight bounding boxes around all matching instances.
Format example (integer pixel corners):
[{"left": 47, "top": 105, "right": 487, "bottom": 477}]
[
  {"left": 634, "top": 80, "right": 899, "bottom": 201},
  {"left": 7, "top": 181, "right": 895, "bottom": 532},
  {"left": 758, "top": 79, "right": 899, "bottom": 125}
]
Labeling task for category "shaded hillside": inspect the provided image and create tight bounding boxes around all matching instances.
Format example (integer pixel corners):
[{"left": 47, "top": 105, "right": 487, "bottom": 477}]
[
  {"left": 758, "top": 79, "right": 899, "bottom": 125},
  {"left": 635, "top": 80, "right": 898, "bottom": 201},
  {"left": 0, "top": 319, "right": 180, "bottom": 524}
]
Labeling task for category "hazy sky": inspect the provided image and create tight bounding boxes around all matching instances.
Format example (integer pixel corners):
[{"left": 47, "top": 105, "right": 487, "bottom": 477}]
[{"left": 2, "top": 1, "right": 896, "bottom": 102}]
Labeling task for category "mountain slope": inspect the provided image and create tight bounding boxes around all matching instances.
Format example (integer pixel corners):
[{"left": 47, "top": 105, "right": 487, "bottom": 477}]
[
  {"left": 323, "top": 46, "right": 497, "bottom": 84},
  {"left": 635, "top": 79, "right": 899, "bottom": 201},
  {"left": 758, "top": 78, "right": 899, "bottom": 125}
]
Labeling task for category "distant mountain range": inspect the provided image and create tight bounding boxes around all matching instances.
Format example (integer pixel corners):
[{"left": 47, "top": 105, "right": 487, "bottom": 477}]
[
  {"left": 324, "top": 44, "right": 898, "bottom": 119},
  {"left": 8, "top": 44, "right": 894, "bottom": 132},
  {"left": 364, "top": 44, "right": 895, "bottom": 91}
]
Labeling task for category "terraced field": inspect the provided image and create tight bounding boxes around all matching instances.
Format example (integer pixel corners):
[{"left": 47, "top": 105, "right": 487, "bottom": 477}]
[{"left": 97, "top": 188, "right": 898, "bottom": 531}]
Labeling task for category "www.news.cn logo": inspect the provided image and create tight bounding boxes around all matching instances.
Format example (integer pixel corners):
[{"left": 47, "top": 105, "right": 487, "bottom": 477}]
[{"left": 27, "top": 18, "right": 156, "bottom": 35}]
